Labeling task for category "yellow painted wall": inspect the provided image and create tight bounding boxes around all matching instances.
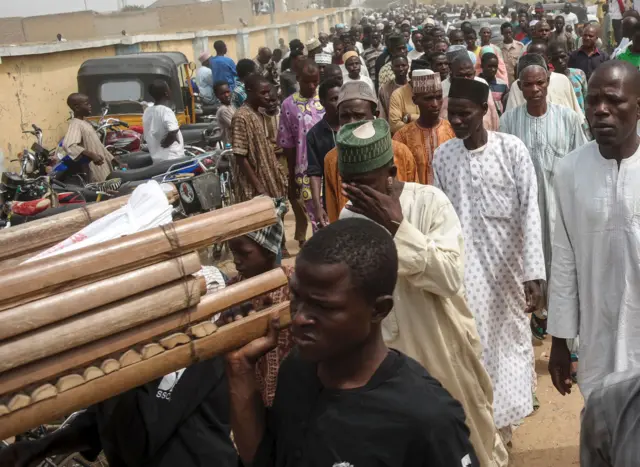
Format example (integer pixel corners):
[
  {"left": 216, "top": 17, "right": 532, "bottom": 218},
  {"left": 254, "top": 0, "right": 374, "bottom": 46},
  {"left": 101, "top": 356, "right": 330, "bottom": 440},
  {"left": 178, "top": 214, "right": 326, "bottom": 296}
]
[
  {"left": 208, "top": 35, "right": 239, "bottom": 62},
  {"left": 0, "top": 46, "right": 116, "bottom": 170},
  {"left": 0, "top": 9, "right": 356, "bottom": 168},
  {"left": 248, "top": 30, "right": 268, "bottom": 59}
]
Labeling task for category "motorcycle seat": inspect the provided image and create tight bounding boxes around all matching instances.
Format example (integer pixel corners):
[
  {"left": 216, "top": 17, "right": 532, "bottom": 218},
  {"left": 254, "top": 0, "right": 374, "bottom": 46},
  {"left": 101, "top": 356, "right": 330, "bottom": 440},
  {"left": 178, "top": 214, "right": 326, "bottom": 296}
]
[
  {"left": 116, "top": 151, "right": 153, "bottom": 170},
  {"left": 201, "top": 104, "right": 219, "bottom": 116},
  {"left": 180, "top": 123, "right": 213, "bottom": 131},
  {"left": 107, "top": 156, "right": 196, "bottom": 182}
]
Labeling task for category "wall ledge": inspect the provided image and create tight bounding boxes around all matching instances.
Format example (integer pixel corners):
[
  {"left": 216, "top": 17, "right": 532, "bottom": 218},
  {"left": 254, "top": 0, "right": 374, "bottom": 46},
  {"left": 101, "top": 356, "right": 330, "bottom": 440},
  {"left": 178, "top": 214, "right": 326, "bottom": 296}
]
[{"left": 0, "top": 7, "right": 357, "bottom": 58}]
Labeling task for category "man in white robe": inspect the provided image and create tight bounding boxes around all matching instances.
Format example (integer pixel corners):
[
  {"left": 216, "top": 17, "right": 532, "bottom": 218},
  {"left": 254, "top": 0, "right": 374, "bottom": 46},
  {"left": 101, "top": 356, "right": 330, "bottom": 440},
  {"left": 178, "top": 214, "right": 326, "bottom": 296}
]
[
  {"left": 500, "top": 58, "right": 588, "bottom": 340},
  {"left": 433, "top": 78, "right": 546, "bottom": 443},
  {"left": 336, "top": 118, "right": 508, "bottom": 467},
  {"left": 547, "top": 61, "right": 640, "bottom": 400}
]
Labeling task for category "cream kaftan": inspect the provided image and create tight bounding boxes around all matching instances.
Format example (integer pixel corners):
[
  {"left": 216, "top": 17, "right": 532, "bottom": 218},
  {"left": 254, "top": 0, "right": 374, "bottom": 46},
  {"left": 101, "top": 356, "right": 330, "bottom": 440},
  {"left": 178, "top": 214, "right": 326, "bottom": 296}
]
[
  {"left": 341, "top": 183, "right": 507, "bottom": 467},
  {"left": 433, "top": 132, "right": 546, "bottom": 428},
  {"left": 64, "top": 118, "right": 114, "bottom": 183},
  {"left": 548, "top": 142, "right": 640, "bottom": 400}
]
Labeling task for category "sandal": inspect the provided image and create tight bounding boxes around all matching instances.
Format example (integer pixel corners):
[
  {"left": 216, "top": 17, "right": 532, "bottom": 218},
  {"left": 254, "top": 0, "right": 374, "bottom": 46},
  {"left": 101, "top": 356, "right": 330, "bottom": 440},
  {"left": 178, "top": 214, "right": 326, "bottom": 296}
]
[
  {"left": 530, "top": 314, "right": 547, "bottom": 341},
  {"left": 570, "top": 353, "right": 579, "bottom": 384}
]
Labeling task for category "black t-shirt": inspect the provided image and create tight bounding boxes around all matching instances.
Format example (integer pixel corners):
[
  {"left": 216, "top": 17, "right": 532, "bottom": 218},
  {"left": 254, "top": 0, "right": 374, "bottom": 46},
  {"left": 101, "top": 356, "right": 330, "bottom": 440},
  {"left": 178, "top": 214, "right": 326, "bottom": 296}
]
[
  {"left": 254, "top": 349, "right": 479, "bottom": 467},
  {"left": 306, "top": 117, "right": 337, "bottom": 208},
  {"left": 69, "top": 357, "right": 237, "bottom": 467}
]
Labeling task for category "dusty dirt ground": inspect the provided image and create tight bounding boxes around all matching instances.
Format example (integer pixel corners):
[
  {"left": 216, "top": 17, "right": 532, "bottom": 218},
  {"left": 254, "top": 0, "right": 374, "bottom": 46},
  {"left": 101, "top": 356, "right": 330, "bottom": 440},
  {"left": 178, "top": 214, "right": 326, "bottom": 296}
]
[
  {"left": 273, "top": 211, "right": 585, "bottom": 467},
  {"left": 509, "top": 338, "right": 582, "bottom": 466}
]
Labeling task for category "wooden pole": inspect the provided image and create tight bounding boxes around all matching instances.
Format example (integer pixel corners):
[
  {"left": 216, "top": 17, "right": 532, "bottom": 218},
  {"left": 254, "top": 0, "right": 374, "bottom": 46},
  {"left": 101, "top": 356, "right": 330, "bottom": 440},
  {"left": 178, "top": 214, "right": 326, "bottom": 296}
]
[
  {"left": 0, "top": 185, "right": 178, "bottom": 262},
  {"left": 0, "top": 276, "right": 206, "bottom": 373},
  {"left": 0, "top": 268, "right": 287, "bottom": 397},
  {"left": 0, "top": 196, "right": 275, "bottom": 306},
  {"left": 0, "top": 303, "right": 291, "bottom": 440},
  {"left": 0, "top": 252, "right": 201, "bottom": 341}
]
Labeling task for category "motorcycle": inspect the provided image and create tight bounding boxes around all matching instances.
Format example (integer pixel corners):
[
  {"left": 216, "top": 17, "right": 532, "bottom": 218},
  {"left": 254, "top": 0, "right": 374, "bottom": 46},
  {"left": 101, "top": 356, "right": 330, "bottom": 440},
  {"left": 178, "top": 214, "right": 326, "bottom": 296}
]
[{"left": 94, "top": 105, "right": 142, "bottom": 156}]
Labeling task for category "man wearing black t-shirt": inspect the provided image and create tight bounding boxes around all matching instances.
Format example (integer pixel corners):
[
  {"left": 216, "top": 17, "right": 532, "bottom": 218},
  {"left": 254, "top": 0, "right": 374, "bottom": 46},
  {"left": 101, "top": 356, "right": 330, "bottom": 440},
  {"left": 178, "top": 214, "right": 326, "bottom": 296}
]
[{"left": 226, "top": 218, "right": 479, "bottom": 467}]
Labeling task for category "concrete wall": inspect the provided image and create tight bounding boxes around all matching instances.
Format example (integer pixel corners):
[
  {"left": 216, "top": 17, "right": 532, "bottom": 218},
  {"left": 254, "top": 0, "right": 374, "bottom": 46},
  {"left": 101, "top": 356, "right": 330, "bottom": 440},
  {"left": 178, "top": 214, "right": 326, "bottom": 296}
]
[
  {"left": 0, "top": 46, "right": 117, "bottom": 170},
  {"left": 94, "top": 10, "right": 162, "bottom": 37},
  {"left": 0, "top": 7, "right": 357, "bottom": 170},
  {"left": 22, "top": 11, "right": 97, "bottom": 43},
  {"left": 1, "top": 1, "right": 254, "bottom": 45},
  {"left": 0, "top": 18, "right": 26, "bottom": 46}
]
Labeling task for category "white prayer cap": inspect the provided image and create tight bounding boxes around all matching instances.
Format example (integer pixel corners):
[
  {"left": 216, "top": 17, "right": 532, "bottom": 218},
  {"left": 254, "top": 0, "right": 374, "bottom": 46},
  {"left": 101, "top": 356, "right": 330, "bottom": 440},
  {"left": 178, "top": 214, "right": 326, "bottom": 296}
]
[
  {"left": 315, "top": 53, "right": 332, "bottom": 65},
  {"left": 376, "top": 23, "right": 385, "bottom": 31},
  {"left": 411, "top": 69, "right": 434, "bottom": 78}
]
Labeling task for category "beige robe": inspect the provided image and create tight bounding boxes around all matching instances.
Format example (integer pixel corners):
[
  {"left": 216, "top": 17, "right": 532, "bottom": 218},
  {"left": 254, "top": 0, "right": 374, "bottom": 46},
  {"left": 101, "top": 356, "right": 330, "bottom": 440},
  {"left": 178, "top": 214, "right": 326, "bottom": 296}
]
[
  {"left": 341, "top": 183, "right": 507, "bottom": 467},
  {"left": 64, "top": 118, "right": 114, "bottom": 183}
]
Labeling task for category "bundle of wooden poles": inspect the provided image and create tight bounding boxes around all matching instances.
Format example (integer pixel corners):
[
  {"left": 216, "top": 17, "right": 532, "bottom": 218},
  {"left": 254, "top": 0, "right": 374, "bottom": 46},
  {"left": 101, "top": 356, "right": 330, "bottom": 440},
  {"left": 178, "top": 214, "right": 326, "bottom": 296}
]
[{"left": 0, "top": 194, "right": 291, "bottom": 440}]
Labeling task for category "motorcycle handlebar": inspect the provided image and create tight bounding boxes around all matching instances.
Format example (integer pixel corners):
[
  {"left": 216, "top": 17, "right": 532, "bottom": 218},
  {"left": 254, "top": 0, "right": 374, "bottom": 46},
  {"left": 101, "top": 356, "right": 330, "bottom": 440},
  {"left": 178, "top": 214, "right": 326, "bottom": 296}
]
[{"left": 31, "top": 124, "right": 42, "bottom": 133}]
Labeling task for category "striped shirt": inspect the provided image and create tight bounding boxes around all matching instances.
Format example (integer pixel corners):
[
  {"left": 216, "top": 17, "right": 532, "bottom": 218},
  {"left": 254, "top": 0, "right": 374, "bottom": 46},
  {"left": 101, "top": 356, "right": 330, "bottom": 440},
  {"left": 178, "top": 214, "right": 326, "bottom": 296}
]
[{"left": 566, "top": 68, "right": 588, "bottom": 115}]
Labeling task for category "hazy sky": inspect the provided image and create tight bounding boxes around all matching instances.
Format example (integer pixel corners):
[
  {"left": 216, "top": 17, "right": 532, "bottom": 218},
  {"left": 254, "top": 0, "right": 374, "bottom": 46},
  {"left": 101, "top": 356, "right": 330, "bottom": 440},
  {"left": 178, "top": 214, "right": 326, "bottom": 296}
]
[{"left": 0, "top": 0, "right": 156, "bottom": 18}]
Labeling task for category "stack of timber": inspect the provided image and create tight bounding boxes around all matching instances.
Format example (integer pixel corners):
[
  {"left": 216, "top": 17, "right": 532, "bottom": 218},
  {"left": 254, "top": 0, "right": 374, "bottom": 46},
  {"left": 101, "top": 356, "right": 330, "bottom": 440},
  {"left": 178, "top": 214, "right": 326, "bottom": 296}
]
[{"left": 0, "top": 196, "right": 291, "bottom": 440}]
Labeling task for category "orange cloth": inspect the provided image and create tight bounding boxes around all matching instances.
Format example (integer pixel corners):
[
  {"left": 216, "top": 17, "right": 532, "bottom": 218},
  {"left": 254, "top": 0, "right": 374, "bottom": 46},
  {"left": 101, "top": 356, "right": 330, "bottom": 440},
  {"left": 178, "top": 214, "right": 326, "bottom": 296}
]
[
  {"left": 324, "top": 140, "right": 418, "bottom": 223},
  {"left": 392, "top": 119, "right": 455, "bottom": 185}
]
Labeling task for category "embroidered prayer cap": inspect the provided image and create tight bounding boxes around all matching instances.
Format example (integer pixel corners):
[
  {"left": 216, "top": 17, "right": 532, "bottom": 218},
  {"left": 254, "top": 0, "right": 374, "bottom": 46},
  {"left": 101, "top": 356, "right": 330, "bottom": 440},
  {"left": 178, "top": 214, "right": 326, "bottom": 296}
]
[
  {"left": 337, "top": 81, "right": 378, "bottom": 108},
  {"left": 306, "top": 37, "right": 322, "bottom": 51},
  {"left": 446, "top": 44, "right": 469, "bottom": 63},
  {"left": 448, "top": 77, "right": 489, "bottom": 106},
  {"left": 412, "top": 70, "right": 442, "bottom": 94},
  {"left": 337, "top": 120, "right": 394, "bottom": 176},
  {"left": 198, "top": 51, "right": 211, "bottom": 63},
  {"left": 315, "top": 53, "right": 332, "bottom": 65},
  {"left": 479, "top": 22, "right": 492, "bottom": 31},
  {"left": 517, "top": 53, "right": 548, "bottom": 76},
  {"left": 246, "top": 198, "right": 288, "bottom": 256},
  {"left": 343, "top": 50, "right": 360, "bottom": 64}
]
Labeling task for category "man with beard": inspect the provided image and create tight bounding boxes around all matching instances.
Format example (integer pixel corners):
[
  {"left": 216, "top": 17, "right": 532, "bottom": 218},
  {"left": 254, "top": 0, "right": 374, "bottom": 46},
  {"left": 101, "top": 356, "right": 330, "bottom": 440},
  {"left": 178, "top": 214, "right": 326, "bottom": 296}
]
[
  {"left": 500, "top": 56, "right": 588, "bottom": 346},
  {"left": 433, "top": 78, "right": 545, "bottom": 447},
  {"left": 547, "top": 61, "right": 640, "bottom": 403},
  {"left": 225, "top": 218, "right": 479, "bottom": 467},
  {"left": 392, "top": 72, "right": 455, "bottom": 184}
]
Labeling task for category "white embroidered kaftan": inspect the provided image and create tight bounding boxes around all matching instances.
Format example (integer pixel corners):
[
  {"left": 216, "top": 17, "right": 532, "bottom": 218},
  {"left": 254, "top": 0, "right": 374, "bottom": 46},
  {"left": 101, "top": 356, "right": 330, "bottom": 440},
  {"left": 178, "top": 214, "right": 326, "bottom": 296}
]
[
  {"left": 433, "top": 131, "right": 546, "bottom": 428},
  {"left": 548, "top": 141, "right": 640, "bottom": 399}
]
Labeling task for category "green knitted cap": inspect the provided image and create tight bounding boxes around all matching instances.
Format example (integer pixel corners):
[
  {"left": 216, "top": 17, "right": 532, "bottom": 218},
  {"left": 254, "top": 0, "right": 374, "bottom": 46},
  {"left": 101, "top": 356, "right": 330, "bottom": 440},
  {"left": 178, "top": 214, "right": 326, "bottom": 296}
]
[{"left": 337, "top": 120, "right": 393, "bottom": 176}]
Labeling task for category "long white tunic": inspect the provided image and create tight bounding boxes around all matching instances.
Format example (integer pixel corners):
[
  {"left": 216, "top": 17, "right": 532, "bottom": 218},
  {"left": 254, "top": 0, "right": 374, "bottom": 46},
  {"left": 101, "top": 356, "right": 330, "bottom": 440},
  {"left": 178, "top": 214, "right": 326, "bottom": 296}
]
[
  {"left": 500, "top": 103, "right": 589, "bottom": 278},
  {"left": 433, "top": 132, "right": 546, "bottom": 428},
  {"left": 547, "top": 141, "right": 640, "bottom": 399},
  {"left": 341, "top": 183, "right": 506, "bottom": 466}
]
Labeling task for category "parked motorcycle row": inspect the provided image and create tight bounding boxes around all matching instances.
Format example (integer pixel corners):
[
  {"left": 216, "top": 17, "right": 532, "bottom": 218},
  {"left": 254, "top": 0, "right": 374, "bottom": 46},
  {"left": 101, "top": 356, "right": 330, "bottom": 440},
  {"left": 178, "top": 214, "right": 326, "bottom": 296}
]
[{"left": 0, "top": 110, "right": 231, "bottom": 229}]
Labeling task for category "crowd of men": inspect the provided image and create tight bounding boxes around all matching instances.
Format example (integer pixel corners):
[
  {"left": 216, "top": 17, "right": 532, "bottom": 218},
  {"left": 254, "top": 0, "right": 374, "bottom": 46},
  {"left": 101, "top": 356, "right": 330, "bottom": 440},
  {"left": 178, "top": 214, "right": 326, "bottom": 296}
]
[{"left": 2, "top": 2, "right": 640, "bottom": 466}]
